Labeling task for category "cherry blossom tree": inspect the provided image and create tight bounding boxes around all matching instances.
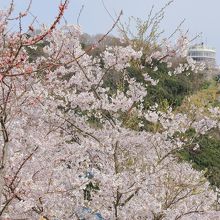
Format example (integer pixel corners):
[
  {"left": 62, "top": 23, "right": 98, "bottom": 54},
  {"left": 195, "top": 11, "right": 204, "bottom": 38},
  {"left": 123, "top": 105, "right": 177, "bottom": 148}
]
[
  {"left": 0, "top": 1, "right": 219, "bottom": 220},
  {"left": 0, "top": 0, "right": 69, "bottom": 215}
]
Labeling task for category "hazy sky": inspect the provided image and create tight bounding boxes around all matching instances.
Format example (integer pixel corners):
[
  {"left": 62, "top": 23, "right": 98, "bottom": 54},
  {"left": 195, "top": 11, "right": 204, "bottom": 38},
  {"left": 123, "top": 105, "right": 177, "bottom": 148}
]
[{"left": 2, "top": 0, "right": 220, "bottom": 63}]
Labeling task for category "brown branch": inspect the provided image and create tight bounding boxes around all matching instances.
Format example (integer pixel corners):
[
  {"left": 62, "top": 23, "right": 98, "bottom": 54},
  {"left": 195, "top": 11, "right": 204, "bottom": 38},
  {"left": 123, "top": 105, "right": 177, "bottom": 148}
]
[
  {"left": 9, "top": 146, "right": 39, "bottom": 189},
  {"left": 77, "top": 5, "right": 84, "bottom": 26},
  {"left": 7, "top": 0, "right": 32, "bottom": 21}
]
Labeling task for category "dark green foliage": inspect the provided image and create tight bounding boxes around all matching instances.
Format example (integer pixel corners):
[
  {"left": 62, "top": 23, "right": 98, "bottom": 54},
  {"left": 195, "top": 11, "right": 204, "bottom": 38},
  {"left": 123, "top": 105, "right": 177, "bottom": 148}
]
[
  {"left": 127, "top": 61, "right": 206, "bottom": 110},
  {"left": 102, "top": 70, "right": 124, "bottom": 96},
  {"left": 201, "top": 81, "right": 212, "bottom": 89},
  {"left": 83, "top": 182, "right": 100, "bottom": 201},
  {"left": 214, "top": 74, "right": 220, "bottom": 83},
  {"left": 26, "top": 42, "right": 47, "bottom": 62},
  {"left": 179, "top": 133, "right": 220, "bottom": 187},
  {"left": 145, "top": 77, "right": 188, "bottom": 109}
]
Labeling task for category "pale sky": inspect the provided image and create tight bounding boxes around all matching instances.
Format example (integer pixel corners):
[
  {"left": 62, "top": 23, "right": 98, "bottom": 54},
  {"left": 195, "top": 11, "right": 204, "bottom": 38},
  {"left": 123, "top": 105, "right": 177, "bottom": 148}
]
[{"left": 2, "top": 0, "right": 220, "bottom": 63}]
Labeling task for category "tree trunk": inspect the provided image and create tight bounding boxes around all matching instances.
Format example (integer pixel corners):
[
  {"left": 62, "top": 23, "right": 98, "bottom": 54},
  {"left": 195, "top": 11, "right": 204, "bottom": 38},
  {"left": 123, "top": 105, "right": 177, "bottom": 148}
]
[{"left": 0, "top": 116, "right": 9, "bottom": 215}]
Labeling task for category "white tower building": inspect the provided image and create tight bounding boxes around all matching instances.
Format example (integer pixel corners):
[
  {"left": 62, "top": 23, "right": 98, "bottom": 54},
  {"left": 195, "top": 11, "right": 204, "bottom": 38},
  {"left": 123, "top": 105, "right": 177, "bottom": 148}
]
[{"left": 188, "top": 43, "right": 216, "bottom": 68}]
